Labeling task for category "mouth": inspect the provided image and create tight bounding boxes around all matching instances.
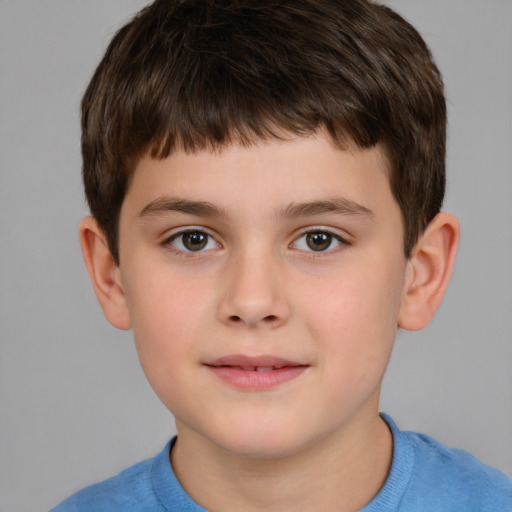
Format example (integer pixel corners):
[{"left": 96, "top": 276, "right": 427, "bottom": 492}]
[{"left": 204, "top": 355, "right": 309, "bottom": 390}]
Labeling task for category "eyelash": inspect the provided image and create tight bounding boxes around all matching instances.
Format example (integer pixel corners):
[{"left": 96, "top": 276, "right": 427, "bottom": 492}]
[{"left": 162, "top": 228, "right": 349, "bottom": 257}]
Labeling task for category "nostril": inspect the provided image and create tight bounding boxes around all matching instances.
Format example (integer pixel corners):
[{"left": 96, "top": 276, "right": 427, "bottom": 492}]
[{"left": 227, "top": 314, "right": 278, "bottom": 324}]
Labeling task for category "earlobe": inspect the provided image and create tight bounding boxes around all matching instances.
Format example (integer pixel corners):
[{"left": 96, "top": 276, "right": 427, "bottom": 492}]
[
  {"left": 79, "top": 216, "right": 132, "bottom": 330},
  {"left": 398, "top": 213, "right": 460, "bottom": 331}
]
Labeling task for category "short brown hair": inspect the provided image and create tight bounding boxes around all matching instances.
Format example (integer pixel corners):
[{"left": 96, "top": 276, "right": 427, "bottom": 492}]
[{"left": 82, "top": 0, "right": 446, "bottom": 264}]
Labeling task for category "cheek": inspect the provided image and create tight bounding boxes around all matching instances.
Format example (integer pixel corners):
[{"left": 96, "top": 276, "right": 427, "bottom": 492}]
[
  {"left": 128, "top": 264, "right": 209, "bottom": 331},
  {"left": 124, "top": 271, "right": 211, "bottom": 392},
  {"left": 300, "top": 261, "right": 403, "bottom": 369}
]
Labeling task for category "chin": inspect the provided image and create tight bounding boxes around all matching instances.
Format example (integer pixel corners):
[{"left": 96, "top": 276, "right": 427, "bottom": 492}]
[{"left": 204, "top": 418, "right": 319, "bottom": 461}]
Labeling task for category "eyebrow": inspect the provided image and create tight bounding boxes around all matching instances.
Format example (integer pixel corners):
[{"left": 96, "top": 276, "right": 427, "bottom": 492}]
[
  {"left": 277, "top": 198, "right": 375, "bottom": 219},
  {"left": 137, "top": 196, "right": 374, "bottom": 220},
  {"left": 138, "top": 197, "right": 228, "bottom": 218}
]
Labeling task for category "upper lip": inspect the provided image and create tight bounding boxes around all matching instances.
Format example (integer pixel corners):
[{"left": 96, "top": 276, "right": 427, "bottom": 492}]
[{"left": 204, "top": 354, "right": 307, "bottom": 369}]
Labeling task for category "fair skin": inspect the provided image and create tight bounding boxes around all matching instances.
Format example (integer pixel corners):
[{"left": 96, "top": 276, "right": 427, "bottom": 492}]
[{"left": 80, "top": 133, "right": 459, "bottom": 512}]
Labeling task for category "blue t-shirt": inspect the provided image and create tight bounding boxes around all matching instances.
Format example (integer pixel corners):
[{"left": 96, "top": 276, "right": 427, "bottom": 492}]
[{"left": 51, "top": 415, "right": 512, "bottom": 511}]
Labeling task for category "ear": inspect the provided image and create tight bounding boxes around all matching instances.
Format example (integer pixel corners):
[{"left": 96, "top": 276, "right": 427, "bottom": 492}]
[
  {"left": 398, "top": 213, "right": 460, "bottom": 331},
  {"left": 79, "top": 216, "right": 131, "bottom": 330}
]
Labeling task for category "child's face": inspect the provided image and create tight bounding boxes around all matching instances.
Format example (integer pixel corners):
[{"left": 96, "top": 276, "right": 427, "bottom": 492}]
[{"left": 116, "top": 133, "right": 409, "bottom": 458}]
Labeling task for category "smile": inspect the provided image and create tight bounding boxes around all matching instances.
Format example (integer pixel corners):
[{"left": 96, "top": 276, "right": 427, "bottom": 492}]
[{"left": 204, "top": 355, "right": 309, "bottom": 390}]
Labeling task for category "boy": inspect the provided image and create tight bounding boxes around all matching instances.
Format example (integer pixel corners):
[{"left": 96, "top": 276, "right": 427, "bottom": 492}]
[{"left": 52, "top": 0, "right": 512, "bottom": 510}]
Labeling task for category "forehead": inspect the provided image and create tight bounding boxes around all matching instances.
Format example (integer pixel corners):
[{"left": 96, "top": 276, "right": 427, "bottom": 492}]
[{"left": 123, "top": 133, "right": 395, "bottom": 221}]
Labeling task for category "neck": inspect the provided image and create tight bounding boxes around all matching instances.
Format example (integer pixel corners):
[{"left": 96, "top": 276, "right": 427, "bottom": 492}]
[{"left": 170, "top": 412, "right": 392, "bottom": 512}]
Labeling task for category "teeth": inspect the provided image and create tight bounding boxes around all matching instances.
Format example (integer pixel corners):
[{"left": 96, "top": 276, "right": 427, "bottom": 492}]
[{"left": 226, "top": 365, "right": 279, "bottom": 371}]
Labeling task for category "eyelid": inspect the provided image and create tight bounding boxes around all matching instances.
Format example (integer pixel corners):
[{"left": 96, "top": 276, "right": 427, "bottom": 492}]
[
  {"left": 293, "top": 225, "right": 351, "bottom": 242},
  {"left": 162, "top": 222, "right": 218, "bottom": 235}
]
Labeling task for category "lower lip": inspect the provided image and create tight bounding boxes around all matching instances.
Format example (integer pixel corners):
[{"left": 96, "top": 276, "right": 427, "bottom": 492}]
[{"left": 206, "top": 365, "right": 308, "bottom": 390}]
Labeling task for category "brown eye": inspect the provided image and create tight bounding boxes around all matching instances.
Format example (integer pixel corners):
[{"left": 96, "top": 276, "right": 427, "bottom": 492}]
[
  {"left": 168, "top": 230, "right": 218, "bottom": 253},
  {"left": 292, "top": 230, "right": 345, "bottom": 254},
  {"left": 305, "top": 232, "right": 333, "bottom": 251},
  {"left": 182, "top": 231, "right": 208, "bottom": 251}
]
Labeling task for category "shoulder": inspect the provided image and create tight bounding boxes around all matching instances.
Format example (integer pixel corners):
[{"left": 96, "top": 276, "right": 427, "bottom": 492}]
[
  {"left": 364, "top": 415, "right": 511, "bottom": 511},
  {"left": 396, "top": 421, "right": 512, "bottom": 511},
  {"left": 50, "top": 444, "right": 170, "bottom": 512}
]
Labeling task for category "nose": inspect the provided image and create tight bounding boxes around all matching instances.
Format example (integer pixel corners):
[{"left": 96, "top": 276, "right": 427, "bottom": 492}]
[{"left": 216, "top": 248, "right": 291, "bottom": 329}]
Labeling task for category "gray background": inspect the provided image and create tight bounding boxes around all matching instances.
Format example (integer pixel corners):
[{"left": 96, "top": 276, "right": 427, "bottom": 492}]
[{"left": 1, "top": 1, "right": 511, "bottom": 510}]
